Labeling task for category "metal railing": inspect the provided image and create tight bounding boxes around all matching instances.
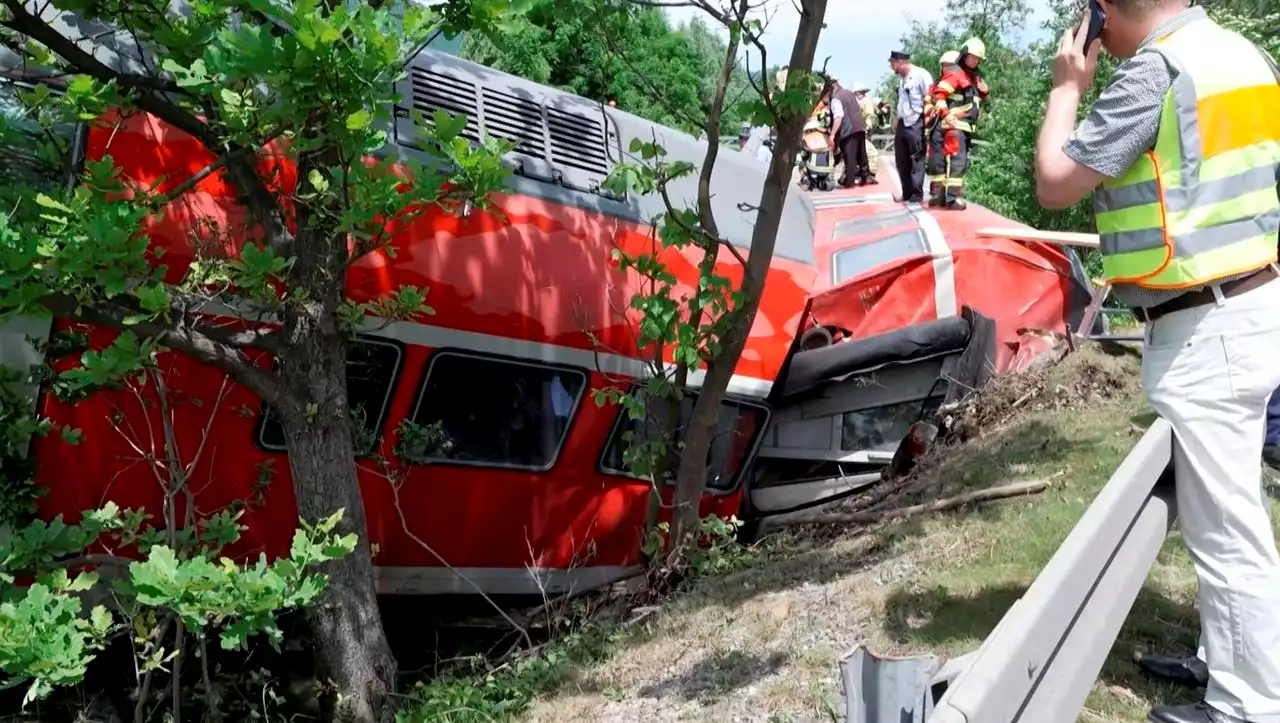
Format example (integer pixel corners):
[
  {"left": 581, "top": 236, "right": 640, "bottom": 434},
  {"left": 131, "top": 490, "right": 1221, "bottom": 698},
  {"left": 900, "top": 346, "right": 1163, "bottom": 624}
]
[{"left": 841, "top": 418, "right": 1177, "bottom": 723}]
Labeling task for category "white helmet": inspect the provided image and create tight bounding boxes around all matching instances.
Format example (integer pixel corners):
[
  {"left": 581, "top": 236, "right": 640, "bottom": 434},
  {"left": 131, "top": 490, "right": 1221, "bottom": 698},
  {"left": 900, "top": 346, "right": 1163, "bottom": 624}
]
[{"left": 854, "top": 80, "right": 870, "bottom": 93}]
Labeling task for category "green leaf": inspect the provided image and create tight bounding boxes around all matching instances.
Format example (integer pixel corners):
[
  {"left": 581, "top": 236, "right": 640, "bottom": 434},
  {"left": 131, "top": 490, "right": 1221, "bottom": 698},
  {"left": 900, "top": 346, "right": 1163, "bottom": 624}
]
[
  {"left": 134, "top": 284, "right": 169, "bottom": 313},
  {"left": 34, "top": 194, "right": 71, "bottom": 214},
  {"left": 308, "top": 169, "right": 330, "bottom": 193},
  {"left": 346, "top": 110, "right": 373, "bottom": 130},
  {"left": 65, "top": 571, "right": 99, "bottom": 592},
  {"left": 219, "top": 88, "right": 242, "bottom": 108}
]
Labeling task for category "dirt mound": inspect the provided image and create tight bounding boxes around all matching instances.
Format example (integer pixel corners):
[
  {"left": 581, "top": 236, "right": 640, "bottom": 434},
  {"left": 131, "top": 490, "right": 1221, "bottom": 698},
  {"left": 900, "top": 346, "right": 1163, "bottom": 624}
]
[{"left": 944, "top": 342, "right": 1141, "bottom": 442}]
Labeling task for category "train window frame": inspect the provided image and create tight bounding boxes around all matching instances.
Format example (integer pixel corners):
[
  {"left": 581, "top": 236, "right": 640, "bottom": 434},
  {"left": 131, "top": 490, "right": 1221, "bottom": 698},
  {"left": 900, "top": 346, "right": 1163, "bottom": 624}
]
[
  {"left": 831, "top": 227, "right": 929, "bottom": 286},
  {"left": 597, "top": 386, "right": 772, "bottom": 495},
  {"left": 255, "top": 336, "right": 405, "bottom": 456},
  {"left": 405, "top": 349, "right": 589, "bottom": 473},
  {"left": 0, "top": 76, "right": 87, "bottom": 196},
  {"left": 830, "top": 209, "right": 915, "bottom": 241},
  {"left": 840, "top": 394, "right": 945, "bottom": 452}
]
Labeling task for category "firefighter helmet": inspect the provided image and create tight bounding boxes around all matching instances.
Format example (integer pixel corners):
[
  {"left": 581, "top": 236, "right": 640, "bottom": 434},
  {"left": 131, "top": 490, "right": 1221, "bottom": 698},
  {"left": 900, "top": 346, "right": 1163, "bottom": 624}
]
[
  {"left": 939, "top": 50, "right": 960, "bottom": 67},
  {"left": 960, "top": 37, "right": 987, "bottom": 61}
]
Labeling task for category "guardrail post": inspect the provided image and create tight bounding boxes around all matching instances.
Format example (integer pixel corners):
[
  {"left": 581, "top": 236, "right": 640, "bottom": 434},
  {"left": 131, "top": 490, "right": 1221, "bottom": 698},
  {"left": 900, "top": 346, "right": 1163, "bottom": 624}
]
[{"left": 840, "top": 646, "right": 940, "bottom": 723}]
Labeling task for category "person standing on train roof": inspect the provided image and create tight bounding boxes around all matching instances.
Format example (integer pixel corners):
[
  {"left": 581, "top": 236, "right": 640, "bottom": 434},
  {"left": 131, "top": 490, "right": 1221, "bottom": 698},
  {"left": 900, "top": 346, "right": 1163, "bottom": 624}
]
[
  {"left": 1034, "top": 1, "right": 1280, "bottom": 722},
  {"left": 826, "top": 77, "right": 874, "bottom": 187},
  {"left": 889, "top": 50, "right": 933, "bottom": 203},
  {"left": 925, "top": 38, "right": 989, "bottom": 210}
]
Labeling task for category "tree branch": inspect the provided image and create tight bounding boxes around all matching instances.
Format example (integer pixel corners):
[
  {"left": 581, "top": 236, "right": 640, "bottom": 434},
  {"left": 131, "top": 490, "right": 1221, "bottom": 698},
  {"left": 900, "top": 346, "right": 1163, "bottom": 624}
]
[
  {"left": 41, "top": 294, "right": 285, "bottom": 405},
  {"left": 1, "top": 0, "right": 296, "bottom": 254}
]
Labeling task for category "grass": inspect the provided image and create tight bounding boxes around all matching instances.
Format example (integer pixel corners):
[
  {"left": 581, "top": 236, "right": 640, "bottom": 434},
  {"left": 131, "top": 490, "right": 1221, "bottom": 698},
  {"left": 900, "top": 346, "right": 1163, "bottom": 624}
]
[{"left": 416, "top": 344, "right": 1278, "bottom": 722}]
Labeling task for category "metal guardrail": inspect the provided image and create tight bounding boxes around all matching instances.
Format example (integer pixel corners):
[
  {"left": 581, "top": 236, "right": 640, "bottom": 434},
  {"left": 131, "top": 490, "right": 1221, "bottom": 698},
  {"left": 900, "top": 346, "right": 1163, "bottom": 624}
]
[{"left": 841, "top": 418, "right": 1177, "bottom": 723}]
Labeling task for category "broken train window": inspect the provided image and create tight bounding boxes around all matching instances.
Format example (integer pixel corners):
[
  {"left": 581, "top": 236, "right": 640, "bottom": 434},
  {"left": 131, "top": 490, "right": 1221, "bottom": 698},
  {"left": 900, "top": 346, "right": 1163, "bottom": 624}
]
[
  {"left": 257, "top": 337, "right": 404, "bottom": 456},
  {"left": 0, "top": 78, "right": 81, "bottom": 207},
  {"left": 600, "top": 388, "right": 769, "bottom": 492},
  {"left": 404, "top": 352, "right": 587, "bottom": 470},
  {"left": 841, "top": 395, "right": 944, "bottom": 452}
]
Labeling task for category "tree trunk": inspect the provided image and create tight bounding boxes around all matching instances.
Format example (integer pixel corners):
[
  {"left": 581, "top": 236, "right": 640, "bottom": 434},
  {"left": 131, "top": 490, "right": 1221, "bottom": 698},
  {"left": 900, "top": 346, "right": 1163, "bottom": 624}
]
[
  {"left": 667, "top": 0, "right": 829, "bottom": 554},
  {"left": 670, "top": 358, "right": 732, "bottom": 550},
  {"left": 279, "top": 330, "right": 396, "bottom": 723}
]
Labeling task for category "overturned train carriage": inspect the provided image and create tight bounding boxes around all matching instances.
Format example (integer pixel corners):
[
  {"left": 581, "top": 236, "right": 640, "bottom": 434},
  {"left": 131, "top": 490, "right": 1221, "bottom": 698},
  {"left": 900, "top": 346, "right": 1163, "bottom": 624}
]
[
  {"left": 1, "top": 28, "right": 817, "bottom": 596},
  {"left": 741, "top": 191, "right": 1102, "bottom": 528}
]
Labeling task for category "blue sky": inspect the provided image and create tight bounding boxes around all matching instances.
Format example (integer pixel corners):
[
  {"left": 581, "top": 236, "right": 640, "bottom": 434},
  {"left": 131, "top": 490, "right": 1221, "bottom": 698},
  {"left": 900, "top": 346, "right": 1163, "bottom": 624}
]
[{"left": 664, "top": 1, "right": 1057, "bottom": 98}]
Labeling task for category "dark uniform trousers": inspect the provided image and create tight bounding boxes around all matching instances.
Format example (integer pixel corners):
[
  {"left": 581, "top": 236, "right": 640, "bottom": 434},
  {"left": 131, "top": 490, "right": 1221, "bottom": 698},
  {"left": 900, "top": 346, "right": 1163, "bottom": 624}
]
[
  {"left": 894, "top": 118, "right": 927, "bottom": 202},
  {"left": 839, "top": 131, "right": 872, "bottom": 186},
  {"left": 926, "top": 123, "right": 969, "bottom": 206}
]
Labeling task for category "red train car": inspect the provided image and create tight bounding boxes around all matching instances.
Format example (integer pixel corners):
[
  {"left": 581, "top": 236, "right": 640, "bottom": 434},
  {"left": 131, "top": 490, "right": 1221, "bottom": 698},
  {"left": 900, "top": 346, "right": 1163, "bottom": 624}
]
[
  {"left": 1, "top": 49, "right": 817, "bottom": 595},
  {"left": 744, "top": 185, "right": 1099, "bottom": 525}
]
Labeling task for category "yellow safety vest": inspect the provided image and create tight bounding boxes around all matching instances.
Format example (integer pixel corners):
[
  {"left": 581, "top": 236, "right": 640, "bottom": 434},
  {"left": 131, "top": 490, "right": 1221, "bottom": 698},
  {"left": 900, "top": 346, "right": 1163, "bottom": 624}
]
[{"left": 1094, "top": 16, "right": 1280, "bottom": 289}]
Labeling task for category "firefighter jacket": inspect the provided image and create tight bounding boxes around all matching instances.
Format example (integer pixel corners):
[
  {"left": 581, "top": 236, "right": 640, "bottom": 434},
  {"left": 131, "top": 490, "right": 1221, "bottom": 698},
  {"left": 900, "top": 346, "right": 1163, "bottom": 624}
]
[
  {"left": 1095, "top": 15, "right": 1280, "bottom": 289},
  {"left": 930, "top": 67, "right": 989, "bottom": 133},
  {"left": 859, "top": 96, "right": 877, "bottom": 130}
]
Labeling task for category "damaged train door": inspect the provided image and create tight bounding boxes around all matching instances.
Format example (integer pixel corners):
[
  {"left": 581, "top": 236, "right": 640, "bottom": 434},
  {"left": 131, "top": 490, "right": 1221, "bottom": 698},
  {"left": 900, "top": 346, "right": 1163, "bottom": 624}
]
[
  {"left": 736, "top": 201, "right": 999, "bottom": 537},
  {"left": 739, "top": 307, "right": 999, "bottom": 536}
]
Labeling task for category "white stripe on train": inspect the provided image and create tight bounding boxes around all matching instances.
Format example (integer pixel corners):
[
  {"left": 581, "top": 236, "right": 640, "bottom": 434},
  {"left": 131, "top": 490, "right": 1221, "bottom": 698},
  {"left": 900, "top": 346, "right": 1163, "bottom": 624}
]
[
  {"left": 194, "top": 300, "right": 777, "bottom": 399},
  {"left": 358, "top": 315, "right": 776, "bottom": 398}
]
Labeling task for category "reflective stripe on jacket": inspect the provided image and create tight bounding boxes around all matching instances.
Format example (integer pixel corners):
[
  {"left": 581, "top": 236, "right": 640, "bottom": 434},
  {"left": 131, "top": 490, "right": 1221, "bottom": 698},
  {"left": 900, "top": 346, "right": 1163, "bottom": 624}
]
[
  {"left": 1095, "top": 15, "right": 1280, "bottom": 289},
  {"left": 931, "top": 67, "right": 985, "bottom": 133}
]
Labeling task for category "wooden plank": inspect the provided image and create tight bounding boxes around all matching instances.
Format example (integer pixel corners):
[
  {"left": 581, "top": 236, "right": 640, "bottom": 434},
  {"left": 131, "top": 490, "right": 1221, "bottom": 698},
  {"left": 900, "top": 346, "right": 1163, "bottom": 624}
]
[{"left": 976, "top": 227, "right": 1101, "bottom": 249}]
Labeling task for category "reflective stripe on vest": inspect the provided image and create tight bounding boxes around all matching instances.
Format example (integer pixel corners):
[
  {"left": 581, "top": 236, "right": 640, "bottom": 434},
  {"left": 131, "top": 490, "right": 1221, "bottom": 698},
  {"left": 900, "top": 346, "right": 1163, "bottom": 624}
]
[{"left": 1093, "top": 16, "right": 1280, "bottom": 289}]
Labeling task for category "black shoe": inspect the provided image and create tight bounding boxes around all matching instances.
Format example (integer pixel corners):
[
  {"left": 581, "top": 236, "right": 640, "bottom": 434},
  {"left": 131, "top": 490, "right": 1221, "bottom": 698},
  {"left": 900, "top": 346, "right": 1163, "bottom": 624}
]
[
  {"left": 1263, "top": 444, "right": 1280, "bottom": 472},
  {"left": 1149, "top": 702, "right": 1251, "bottom": 723},
  {"left": 1138, "top": 653, "right": 1209, "bottom": 688}
]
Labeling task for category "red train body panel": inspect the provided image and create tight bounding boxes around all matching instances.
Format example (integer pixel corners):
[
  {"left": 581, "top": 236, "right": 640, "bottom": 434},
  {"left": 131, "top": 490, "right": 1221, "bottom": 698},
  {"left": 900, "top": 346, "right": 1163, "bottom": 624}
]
[
  {"left": 20, "top": 50, "right": 819, "bottom": 595},
  {"left": 804, "top": 186, "right": 1093, "bottom": 373},
  {"left": 6, "top": 47, "right": 1102, "bottom": 595}
]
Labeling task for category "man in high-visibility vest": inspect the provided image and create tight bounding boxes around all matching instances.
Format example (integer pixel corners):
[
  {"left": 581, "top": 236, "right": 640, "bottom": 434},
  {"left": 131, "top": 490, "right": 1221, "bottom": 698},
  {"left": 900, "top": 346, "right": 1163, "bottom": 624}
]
[{"left": 1034, "top": 2, "right": 1280, "bottom": 722}]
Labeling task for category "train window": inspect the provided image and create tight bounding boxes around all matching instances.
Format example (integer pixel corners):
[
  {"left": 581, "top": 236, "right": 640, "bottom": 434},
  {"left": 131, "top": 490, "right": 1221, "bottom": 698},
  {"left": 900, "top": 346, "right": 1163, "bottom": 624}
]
[
  {"left": 407, "top": 352, "right": 587, "bottom": 470},
  {"left": 600, "top": 389, "right": 769, "bottom": 492},
  {"left": 0, "top": 80, "right": 77, "bottom": 196},
  {"left": 257, "top": 337, "right": 404, "bottom": 456},
  {"left": 841, "top": 395, "right": 944, "bottom": 452},
  {"left": 832, "top": 228, "right": 929, "bottom": 285},
  {"left": 831, "top": 210, "right": 915, "bottom": 241}
]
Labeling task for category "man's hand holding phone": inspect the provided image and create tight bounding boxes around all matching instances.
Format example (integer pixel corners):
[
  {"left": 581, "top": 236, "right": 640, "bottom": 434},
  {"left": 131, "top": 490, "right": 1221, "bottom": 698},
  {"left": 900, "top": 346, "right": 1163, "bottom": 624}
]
[{"left": 1053, "top": 4, "right": 1104, "bottom": 95}]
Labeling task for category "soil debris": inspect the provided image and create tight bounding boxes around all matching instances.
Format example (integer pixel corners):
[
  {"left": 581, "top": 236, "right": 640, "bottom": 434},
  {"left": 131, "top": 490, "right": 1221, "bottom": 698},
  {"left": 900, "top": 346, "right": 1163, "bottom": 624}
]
[{"left": 944, "top": 341, "right": 1141, "bottom": 443}]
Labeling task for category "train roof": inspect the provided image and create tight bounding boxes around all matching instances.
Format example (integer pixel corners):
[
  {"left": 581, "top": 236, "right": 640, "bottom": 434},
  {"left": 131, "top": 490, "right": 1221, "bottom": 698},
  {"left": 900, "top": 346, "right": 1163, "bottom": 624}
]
[
  {"left": 0, "top": 8, "right": 817, "bottom": 266},
  {"left": 393, "top": 48, "right": 817, "bottom": 265}
]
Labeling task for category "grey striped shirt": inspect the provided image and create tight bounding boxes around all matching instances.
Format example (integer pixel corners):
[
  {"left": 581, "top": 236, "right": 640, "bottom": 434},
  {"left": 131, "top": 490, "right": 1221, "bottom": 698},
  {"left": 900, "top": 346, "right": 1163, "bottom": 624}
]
[{"left": 1062, "top": 6, "right": 1255, "bottom": 309}]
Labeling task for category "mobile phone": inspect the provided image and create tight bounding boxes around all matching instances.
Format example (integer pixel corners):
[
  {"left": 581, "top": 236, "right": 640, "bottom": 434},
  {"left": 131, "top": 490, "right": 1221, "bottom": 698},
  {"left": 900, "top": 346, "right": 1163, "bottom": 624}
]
[{"left": 1076, "top": 0, "right": 1106, "bottom": 49}]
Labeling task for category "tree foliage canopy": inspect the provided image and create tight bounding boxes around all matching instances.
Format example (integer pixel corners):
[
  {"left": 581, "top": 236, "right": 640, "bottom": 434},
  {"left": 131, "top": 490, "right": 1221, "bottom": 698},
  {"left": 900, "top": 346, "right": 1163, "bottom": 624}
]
[{"left": 461, "top": 0, "right": 757, "bottom": 134}]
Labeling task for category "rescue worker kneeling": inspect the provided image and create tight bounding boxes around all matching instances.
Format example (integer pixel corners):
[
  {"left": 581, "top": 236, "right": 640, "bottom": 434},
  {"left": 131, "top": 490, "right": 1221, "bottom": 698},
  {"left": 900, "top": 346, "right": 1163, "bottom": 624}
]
[{"left": 926, "top": 39, "right": 989, "bottom": 209}]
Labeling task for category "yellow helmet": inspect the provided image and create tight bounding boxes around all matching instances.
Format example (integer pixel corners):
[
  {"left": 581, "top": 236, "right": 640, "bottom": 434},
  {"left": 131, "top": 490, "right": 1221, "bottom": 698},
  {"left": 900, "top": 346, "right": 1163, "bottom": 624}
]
[
  {"left": 939, "top": 50, "right": 960, "bottom": 67},
  {"left": 960, "top": 37, "right": 986, "bottom": 61}
]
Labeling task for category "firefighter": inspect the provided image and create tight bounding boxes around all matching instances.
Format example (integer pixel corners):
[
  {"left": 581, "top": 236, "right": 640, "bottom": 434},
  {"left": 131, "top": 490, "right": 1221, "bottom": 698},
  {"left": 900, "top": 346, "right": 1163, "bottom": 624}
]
[
  {"left": 925, "top": 38, "right": 989, "bottom": 209},
  {"left": 924, "top": 50, "right": 960, "bottom": 129}
]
